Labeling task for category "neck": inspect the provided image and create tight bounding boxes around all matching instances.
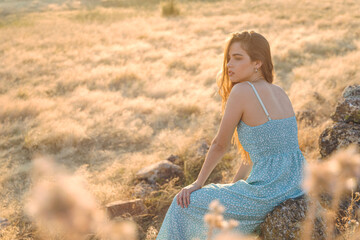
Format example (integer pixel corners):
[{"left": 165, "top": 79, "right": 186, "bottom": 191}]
[{"left": 249, "top": 75, "right": 266, "bottom": 83}]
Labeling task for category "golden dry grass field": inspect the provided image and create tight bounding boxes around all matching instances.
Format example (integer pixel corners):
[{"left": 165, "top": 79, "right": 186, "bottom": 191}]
[{"left": 0, "top": 0, "right": 360, "bottom": 239}]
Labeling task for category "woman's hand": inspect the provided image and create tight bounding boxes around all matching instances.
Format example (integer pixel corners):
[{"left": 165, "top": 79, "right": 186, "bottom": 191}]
[{"left": 176, "top": 182, "right": 202, "bottom": 208}]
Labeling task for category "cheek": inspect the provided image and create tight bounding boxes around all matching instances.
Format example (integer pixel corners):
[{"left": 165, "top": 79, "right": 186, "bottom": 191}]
[{"left": 235, "top": 63, "right": 248, "bottom": 72}]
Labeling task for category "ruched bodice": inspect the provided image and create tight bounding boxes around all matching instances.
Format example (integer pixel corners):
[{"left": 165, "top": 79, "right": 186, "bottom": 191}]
[{"left": 237, "top": 115, "right": 299, "bottom": 161}]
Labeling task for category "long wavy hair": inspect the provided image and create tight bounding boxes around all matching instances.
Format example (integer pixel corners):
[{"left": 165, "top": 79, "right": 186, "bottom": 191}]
[{"left": 216, "top": 30, "right": 275, "bottom": 165}]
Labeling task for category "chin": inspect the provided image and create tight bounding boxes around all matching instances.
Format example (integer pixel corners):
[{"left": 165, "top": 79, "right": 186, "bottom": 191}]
[{"left": 230, "top": 78, "right": 240, "bottom": 84}]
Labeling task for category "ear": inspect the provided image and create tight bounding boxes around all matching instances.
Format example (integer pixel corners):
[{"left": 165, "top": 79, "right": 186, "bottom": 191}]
[{"left": 254, "top": 60, "right": 262, "bottom": 69}]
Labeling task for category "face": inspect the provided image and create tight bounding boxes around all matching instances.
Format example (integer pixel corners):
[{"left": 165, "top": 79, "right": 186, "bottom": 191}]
[{"left": 226, "top": 42, "right": 259, "bottom": 83}]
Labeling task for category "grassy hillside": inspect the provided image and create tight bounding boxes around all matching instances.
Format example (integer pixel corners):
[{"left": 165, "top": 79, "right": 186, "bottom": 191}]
[{"left": 0, "top": 0, "right": 359, "bottom": 239}]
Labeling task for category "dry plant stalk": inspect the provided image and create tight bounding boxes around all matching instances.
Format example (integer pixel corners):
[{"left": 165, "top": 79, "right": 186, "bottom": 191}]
[
  {"left": 203, "top": 199, "right": 257, "bottom": 240},
  {"left": 24, "top": 155, "right": 138, "bottom": 240},
  {"left": 343, "top": 192, "right": 360, "bottom": 240},
  {"left": 301, "top": 144, "right": 360, "bottom": 240}
]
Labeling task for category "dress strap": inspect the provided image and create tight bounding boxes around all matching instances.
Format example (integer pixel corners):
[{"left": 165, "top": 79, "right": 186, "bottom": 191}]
[{"left": 246, "top": 81, "right": 272, "bottom": 120}]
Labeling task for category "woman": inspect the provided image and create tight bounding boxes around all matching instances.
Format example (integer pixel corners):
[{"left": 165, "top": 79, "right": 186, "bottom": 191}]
[{"left": 156, "top": 30, "right": 307, "bottom": 239}]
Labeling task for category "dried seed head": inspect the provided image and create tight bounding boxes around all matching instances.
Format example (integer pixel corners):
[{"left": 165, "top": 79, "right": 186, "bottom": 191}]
[
  {"left": 348, "top": 219, "right": 359, "bottom": 227},
  {"left": 303, "top": 161, "right": 339, "bottom": 195},
  {"left": 346, "top": 178, "right": 357, "bottom": 191},
  {"left": 209, "top": 199, "right": 220, "bottom": 210},
  {"left": 209, "top": 199, "right": 225, "bottom": 214},
  {"left": 204, "top": 213, "right": 216, "bottom": 225},
  {"left": 335, "top": 145, "right": 360, "bottom": 178}
]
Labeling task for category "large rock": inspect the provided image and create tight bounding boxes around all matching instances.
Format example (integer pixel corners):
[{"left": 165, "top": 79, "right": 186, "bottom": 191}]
[
  {"left": 331, "top": 85, "right": 360, "bottom": 123},
  {"left": 319, "top": 122, "right": 360, "bottom": 159},
  {"left": 316, "top": 84, "right": 360, "bottom": 238},
  {"left": 135, "top": 160, "right": 184, "bottom": 185},
  {"left": 259, "top": 195, "right": 326, "bottom": 240},
  {"left": 331, "top": 98, "right": 360, "bottom": 124},
  {"left": 342, "top": 84, "right": 360, "bottom": 99},
  {"left": 319, "top": 84, "right": 360, "bottom": 159}
]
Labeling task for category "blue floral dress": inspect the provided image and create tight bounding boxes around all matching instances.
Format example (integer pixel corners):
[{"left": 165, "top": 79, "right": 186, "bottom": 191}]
[{"left": 156, "top": 81, "right": 307, "bottom": 240}]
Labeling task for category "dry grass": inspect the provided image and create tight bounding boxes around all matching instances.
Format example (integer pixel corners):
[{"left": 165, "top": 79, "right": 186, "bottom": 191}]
[{"left": 0, "top": 0, "right": 360, "bottom": 239}]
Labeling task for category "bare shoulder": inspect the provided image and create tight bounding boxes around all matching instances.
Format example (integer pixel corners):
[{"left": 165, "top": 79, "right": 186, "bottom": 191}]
[
  {"left": 271, "top": 83, "right": 285, "bottom": 92},
  {"left": 271, "top": 83, "right": 295, "bottom": 113},
  {"left": 271, "top": 83, "right": 290, "bottom": 100},
  {"left": 231, "top": 82, "right": 253, "bottom": 97}
]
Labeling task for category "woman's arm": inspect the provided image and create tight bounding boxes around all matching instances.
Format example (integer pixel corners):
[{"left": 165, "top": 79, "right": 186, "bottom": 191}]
[
  {"left": 231, "top": 161, "right": 253, "bottom": 183},
  {"left": 194, "top": 84, "right": 248, "bottom": 187},
  {"left": 194, "top": 142, "right": 228, "bottom": 187}
]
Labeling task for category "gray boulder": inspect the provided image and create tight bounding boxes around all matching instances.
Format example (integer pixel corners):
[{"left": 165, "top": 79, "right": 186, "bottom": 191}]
[
  {"left": 135, "top": 160, "right": 184, "bottom": 185},
  {"left": 319, "top": 122, "right": 360, "bottom": 159},
  {"left": 259, "top": 195, "right": 326, "bottom": 240},
  {"left": 319, "top": 84, "right": 360, "bottom": 159}
]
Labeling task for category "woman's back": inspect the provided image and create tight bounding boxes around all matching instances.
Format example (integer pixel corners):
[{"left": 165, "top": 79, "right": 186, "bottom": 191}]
[
  {"left": 239, "top": 81, "right": 295, "bottom": 127},
  {"left": 237, "top": 81, "right": 301, "bottom": 161}
]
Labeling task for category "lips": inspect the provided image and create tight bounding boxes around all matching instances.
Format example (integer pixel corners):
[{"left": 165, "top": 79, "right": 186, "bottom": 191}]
[{"left": 228, "top": 70, "right": 234, "bottom": 75}]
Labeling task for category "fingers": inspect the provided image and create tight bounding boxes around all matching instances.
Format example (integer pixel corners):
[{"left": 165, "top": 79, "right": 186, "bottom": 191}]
[
  {"left": 186, "top": 192, "right": 190, "bottom": 207},
  {"left": 176, "top": 193, "right": 180, "bottom": 206},
  {"left": 183, "top": 193, "right": 187, "bottom": 208},
  {"left": 176, "top": 192, "right": 183, "bottom": 208},
  {"left": 176, "top": 190, "right": 190, "bottom": 208}
]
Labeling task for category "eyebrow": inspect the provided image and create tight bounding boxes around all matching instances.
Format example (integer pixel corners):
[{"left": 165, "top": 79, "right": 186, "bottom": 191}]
[{"left": 228, "top": 53, "right": 244, "bottom": 57}]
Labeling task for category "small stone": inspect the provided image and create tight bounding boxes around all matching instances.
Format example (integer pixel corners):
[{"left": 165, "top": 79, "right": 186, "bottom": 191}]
[
  {"left": 105, "top": 199, "right": 147, "bottom": 219},
  {"left": 0, "top": 217, "right": 9, "bottom": 229},
  {"left": 132, "top": 181, "right": 157, "bottom": 198},
  {"left": 196, "top": 140, "right": 209, "bottom": 157},
  {"left": 166, "top": 154, "right": 180, "bottom": 163}
]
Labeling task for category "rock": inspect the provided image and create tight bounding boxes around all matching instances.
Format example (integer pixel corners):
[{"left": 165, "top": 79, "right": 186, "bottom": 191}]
[
  {"left": 319, "top": 84, "right": 360, "bottom": 159},
  {"left": 319, "top": 122, "right": 360, "bottom": 159},
  {"left": 105, "top": 199, "right": 147, "bottom": 219},
  {"left": 331, "top": 98, "right": 360, "bottom": 124},
  {"left": 196, "top": 139, "right": 209, "bottom": 157},
  {"left": 342, "top": 84, "right": 360, "bottom": 99},
  {"left": 135, "top": 160, "right": 184, "bottom": 185},
  {"left": 0, "top": 217, "right": 9, "bottom": 229},
  {"left": 132, "top": 181, "right": 157, "bottom": 199},
  {"left": 296, "top": 110, "right": 316, "bottom": 126},
  {"left": 166, "top": 154, "right": 180, "bottom": 164},
  {"left": 312, "top": 92, "right": 326, "bottom": 104},
  {"left": 330, "top": 86, "right": 360, "bottom": 123},
  {"left": 259, "top": 195, "right": 326, "bottom": 240}
]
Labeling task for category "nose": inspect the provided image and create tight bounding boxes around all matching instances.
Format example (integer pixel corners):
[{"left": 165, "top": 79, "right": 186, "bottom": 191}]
[{"left": 226, "top": 59, "right": 233, "bottom": 68}]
